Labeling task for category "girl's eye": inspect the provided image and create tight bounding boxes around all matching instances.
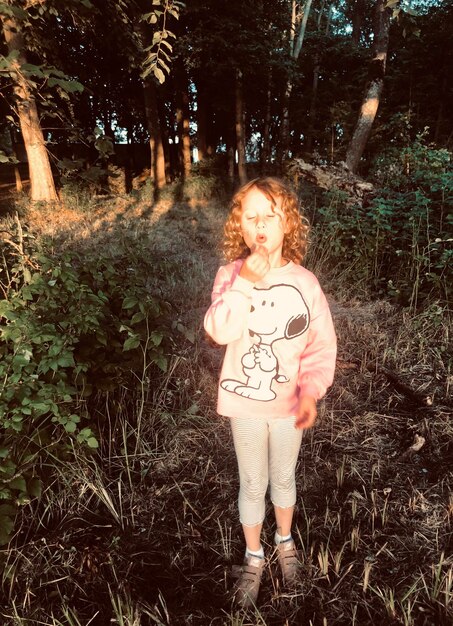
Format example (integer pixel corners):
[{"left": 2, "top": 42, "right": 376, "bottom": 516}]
[
  {"left": 246, "top": 215, "right": 256, "bottom": 221},
  {"left": 267, "top": 214, "right": 276, "bottom": 218}
]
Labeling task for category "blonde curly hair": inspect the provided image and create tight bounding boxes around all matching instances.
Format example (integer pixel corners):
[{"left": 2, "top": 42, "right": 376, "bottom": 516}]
[{"left": 223, "top": 177, "right": 309, "bottom": 264}]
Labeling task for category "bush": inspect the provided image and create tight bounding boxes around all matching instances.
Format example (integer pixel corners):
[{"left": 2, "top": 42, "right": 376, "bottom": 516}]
[
  {"left": 308, "top": 137, "right": 452, "bottom": 307},
  {"left": 0, "top": 227, "right": 175, "bottom": 546}
]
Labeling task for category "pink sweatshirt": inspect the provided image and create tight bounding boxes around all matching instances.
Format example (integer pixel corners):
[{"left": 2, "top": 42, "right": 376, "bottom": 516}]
[{"left": 204, "top": 259, "right": 337, "bottom": 419}]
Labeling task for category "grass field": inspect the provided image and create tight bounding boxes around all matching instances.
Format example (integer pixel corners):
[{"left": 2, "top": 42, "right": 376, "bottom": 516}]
[{"left": 0, "top": 190, "right": 452, "bottom": 625}]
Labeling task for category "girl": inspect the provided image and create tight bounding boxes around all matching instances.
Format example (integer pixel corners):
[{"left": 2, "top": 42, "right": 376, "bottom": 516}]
[{"left": 204, "top": 177, "right": 336, "bottom": 608}]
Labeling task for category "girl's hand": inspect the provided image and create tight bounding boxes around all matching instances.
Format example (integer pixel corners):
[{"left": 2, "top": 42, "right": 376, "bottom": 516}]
[
  {"left": 295, "top": 395, "right": 317, "bottom": 430},
  {"left": 239, "top": 245, "right": 270, "bottom": 283}
]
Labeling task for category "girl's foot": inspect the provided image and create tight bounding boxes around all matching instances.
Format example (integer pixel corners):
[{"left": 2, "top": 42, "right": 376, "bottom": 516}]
[
  {"left": 232, "top": 555, "right": 265, "bottom": 609},
  {"left": 276, "top": 539, "right": 300, "bottom": 587}
]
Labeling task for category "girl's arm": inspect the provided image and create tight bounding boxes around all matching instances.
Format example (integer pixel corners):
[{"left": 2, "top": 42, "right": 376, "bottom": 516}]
[
  {"left": 297, "top": 283, "right": 337, "bottom": 402},
  {"left": 204, "top": 265, "right": 254, "bottom": 345}
]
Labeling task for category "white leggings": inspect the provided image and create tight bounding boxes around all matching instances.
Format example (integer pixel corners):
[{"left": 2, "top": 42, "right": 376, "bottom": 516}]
[{"left": 230, "top": 415, "right": 303, "bottom": 527}]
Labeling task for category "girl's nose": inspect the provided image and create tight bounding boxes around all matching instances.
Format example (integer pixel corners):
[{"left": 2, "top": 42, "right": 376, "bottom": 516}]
[{"left": 256, "top": 217, "right": 266, "bottom": 229}]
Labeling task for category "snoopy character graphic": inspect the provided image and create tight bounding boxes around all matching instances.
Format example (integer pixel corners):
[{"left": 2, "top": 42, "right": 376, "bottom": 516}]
[{"left": 221, "top": 284, "right": 310, "bottom": 401}]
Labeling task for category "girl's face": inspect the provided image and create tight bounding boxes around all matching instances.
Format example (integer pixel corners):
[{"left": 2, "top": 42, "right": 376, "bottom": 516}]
[{"left": 240, "top": 187, "right": 287, "bottom": 257}]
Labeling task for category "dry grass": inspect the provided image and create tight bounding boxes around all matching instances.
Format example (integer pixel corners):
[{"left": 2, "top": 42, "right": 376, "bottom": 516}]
[{"left": 0, "top": 191, "right": 452, "bottom": 625}]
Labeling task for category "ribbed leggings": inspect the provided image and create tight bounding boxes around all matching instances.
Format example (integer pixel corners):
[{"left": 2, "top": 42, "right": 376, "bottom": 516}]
[{"left": 230, "top": 415, "right": 303, "bottom": 527}]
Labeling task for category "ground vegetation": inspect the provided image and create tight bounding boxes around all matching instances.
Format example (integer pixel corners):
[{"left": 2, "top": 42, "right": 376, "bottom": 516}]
[
  {"left": 0, "top": 0, "right": 452, "bottom": 624},
  {"left": 0, "top": 150, "right": 451, "bottom": 622}
]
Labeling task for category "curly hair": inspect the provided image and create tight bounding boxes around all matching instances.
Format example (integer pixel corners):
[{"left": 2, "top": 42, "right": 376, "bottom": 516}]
[{"left": 223, "top": 177, "right": 309, "bottom": 265}]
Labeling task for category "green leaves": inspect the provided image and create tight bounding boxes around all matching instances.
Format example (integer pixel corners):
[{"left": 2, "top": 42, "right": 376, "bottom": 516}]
[
  {"left": 47, "top": 77, "right": 84, "bottom": 93},
  {"left": 0, "top": 232, "right": 174, "bottom": 544},
  {"left": 140, "top": 1, "right": 184, "bottom": 83},
  {"left": 0, "top": 3, "right": 28, "bottom": 20},
  {"left": 312, "top": 136, "right": 452, "bottom": 307},
  {"left": 0, "top": 504, "right": 16, "bottom": 546}
]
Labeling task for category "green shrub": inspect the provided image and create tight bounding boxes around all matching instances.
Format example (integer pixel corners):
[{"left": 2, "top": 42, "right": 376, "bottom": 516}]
[
  {"left": 308, "top": 137, "right": 452, "bottom": 307},
  {"left": 0, "top": 233, "right": 174, "bottom": 546}
]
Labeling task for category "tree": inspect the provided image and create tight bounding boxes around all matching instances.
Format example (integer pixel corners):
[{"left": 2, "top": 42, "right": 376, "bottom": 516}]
[
  {"left": 345, "top": 0, "right": 392, "bottom": 172},
  {"left": 235, "top": 68, "right": 247, "bottom": 184},
  {"left": 175, "top": 58, "right": 191, "bottom": 178},
  {"left": 279, "top": 0, "right": 314, "bottom": 164},
  {"left": 1, "top": 9, "right": 58, "bottom": 202}
]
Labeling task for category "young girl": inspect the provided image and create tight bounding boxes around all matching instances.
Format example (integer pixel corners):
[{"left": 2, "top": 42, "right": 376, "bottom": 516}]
[{"left": 204, "top": 177, "right": 336, "bottom": 608}]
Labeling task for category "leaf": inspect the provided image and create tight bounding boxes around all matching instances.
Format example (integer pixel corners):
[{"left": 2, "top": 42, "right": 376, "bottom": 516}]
[
  {"left": 87, "top": 437, "right": 99, "bottom": 449},
  {"left": 28, "top": 478, "right": 41, "bottom": 498},
  {"left": 9, "top": 476, "right": 26, "bottom": 492},
  {"left": 184, "top": 328, "right": 195, "bottom": 344},
  {"left": 123, "top": 335, "right": 140, "bottom": 351},
  {"left": 157, "top": 58, "right": 171, "bottom": 74},
  {"left": 187, "top": 403, "right": 199, "bottom": 415},
  {"left": 0, "top": 4, "right": 28, "bottom": 20},
  {"left": 48, "top": 77, "right": 84, "bottom": 93},
  {"left": 0, "top": 514, "right": 14, "bottom": 546},
  {"left": 155, "top": 355, "right": 167, "bottom": 372},
  {"left": 57, "top": 353, "right": 75, "bottom": 368},
  {"left": 122, "top": 296, "right": 139, "bottom": 309},
  {"left": 130, "top": 311, "right": 145, "bottom": 325},
  {"left": 151, "top": 331, "right": 163, "bottom": 346},
  {"left": 154, "top": 67, "right": 166, "bottom": 84},
  {"left": 21, "top": 63, "right": 45, "bottom": 78},
  {"left": 30, "top": 402, "right": 49, "bottom": 413}
]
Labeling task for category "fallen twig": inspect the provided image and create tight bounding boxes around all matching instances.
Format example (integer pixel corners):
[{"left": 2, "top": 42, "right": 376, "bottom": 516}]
[{"left": 367, "top": 363, "right": 433, "bottom": 407}]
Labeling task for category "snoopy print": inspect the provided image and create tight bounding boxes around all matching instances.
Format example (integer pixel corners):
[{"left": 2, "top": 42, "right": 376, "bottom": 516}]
[{"left": 221, "top": 284, "right": 310, "bottom": 401}]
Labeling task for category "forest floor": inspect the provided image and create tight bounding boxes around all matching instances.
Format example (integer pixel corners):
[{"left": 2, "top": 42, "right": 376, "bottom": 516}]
[{"left": 1, "top": 190, "right": 452, "bottom": 625}]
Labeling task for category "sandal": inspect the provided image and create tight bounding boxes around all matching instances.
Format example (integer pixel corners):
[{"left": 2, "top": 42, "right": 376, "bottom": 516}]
[
  {"left": 232, "top": 555, "right": 265, "bottom": 609},
  {"left": 277, "top": 539, "right": 300, "bottom": 587}
]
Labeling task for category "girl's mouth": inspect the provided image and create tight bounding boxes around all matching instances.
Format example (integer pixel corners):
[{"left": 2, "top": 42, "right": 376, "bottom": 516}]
[{"left": 256, "top": 234, "right": 267, "bottom": 244}]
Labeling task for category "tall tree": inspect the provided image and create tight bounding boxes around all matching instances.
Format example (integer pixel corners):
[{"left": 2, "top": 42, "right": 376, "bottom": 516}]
[
  {"left": 235, "top": 68, "right": 247, "bottom": 184},
  {"left": 279, "top": 0, "right": 314, "bottom": 164},
  {"left": 345, "top": 0, "right": 391, "bottom": 172},
  {"left": 1, "top": 10, "right": 58, "bottom": 202},
  {"left": 143, "top": 78, "right": 166, "bottom": 191},
  {"left": 175, "top": 59, "right": 191, "bottom": 177}
]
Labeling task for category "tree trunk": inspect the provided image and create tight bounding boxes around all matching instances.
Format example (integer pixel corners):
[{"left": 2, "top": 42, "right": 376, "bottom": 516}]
[
  {"left": 196, "top": 79, "right": 208, "bottom": 162},
  {"left": 261, "top": 70, "right": 272, "bottom": 173},
  {"left": 9, "top": 129, "right": 23, "bottom": 192},
  {"left": 175, "top": 62, "right": 191, "bottom": 178},
  {"left": 2, "top": 16, "right": 58, "bottom": 202},
  {"left": 351, "top": 0, "right": 366, "bottom": 47},
  {"left": 345, "top": 0, "right": 391, "bottom": 173},
  {"left": 279, "top": 0, "right": 314, "bottom": 164},
  {"left": 279, "top": 82, "right": 293, "bottom": 166},
  {"left": 235, "top": 68, "right": 247, "bottom": 185},
  {"left": 143, "top": 79, "right": 166, "bottom": 194},
  {"left": 226, "top": 126, "right": 235, "bottom": 184},
  {"left": 158, "top": 96, "right": 171, "bottom": 183},
  {"left": 306, "top": 5, "right": 332, "bottom": 155},
  {"left": 305, "top": 53, "right": 320, "bottom": 155}
]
